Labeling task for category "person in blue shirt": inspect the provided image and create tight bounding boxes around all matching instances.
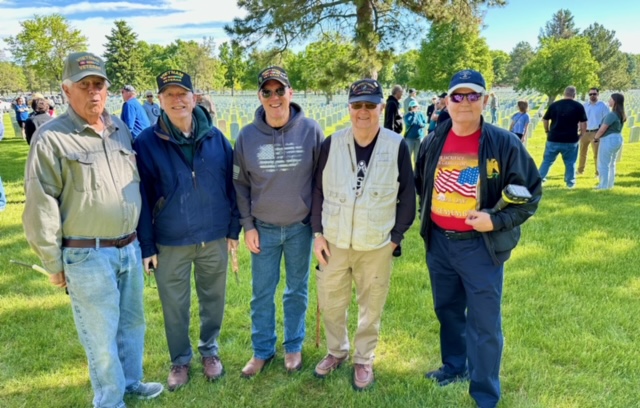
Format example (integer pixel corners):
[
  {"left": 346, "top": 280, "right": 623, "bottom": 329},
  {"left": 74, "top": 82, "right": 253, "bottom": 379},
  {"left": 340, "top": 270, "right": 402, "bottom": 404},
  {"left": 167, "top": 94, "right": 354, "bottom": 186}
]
[
  {"left": 120, "top": 85, "right": 150, "bottom": 138},
  {"left": 13, "top": 97, "right": 30, "bottom": 138},
  {"left": 403, "top": 100, "right": 427, "bottom": 167},
  {"left": 509, "top": 100, "right": 530, "bottom": 144}
]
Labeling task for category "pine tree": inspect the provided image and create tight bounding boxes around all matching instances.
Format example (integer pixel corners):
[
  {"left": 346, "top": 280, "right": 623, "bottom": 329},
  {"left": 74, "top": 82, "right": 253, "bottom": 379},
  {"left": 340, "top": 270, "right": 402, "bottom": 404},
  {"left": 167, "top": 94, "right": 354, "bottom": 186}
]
[{"left": 103, "top": 21, "right": 146, "bottom": 91}]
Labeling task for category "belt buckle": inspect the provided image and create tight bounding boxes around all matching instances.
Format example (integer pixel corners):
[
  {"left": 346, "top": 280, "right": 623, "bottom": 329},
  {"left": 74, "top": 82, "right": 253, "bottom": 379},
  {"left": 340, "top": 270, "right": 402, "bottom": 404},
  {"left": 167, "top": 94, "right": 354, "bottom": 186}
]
[{"left": 443, "top": 230, "right": 456, "bottom": 239}]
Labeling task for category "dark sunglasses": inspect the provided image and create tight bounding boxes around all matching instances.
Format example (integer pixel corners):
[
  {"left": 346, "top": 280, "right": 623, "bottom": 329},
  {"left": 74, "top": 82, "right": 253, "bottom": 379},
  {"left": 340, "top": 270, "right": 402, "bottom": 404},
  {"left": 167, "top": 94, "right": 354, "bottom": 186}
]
[
  {"left": 449, "top": 92, "right": 484, "bottom": 103},
  {"left": 589, "top": 93, "right": 598, "bottom": 96},
  {"left": 260, "top": 87, "right": 287, "bottom": 98},
  {"left": 350, "top": 102, "right": 378, "bottom": 110}
]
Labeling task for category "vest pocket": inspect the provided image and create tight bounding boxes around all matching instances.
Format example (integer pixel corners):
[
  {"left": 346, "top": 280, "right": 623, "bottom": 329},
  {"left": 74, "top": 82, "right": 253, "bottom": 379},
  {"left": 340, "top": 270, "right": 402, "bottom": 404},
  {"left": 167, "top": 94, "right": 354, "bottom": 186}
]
[
  {"left": 119, "top": 148, "right": 141, "bottom": 183},
  {"left": 322, "top": 201, "right": 341, "bottom": 241},
  {"left": 64, "top": 152, "right": 102, "bottom": 192}
]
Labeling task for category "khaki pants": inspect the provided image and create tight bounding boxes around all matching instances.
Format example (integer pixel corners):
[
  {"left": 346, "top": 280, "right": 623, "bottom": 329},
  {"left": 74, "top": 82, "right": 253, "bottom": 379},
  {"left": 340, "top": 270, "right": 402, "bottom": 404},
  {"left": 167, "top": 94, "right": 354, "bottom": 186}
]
[
  {"left": 316, "top": 242, "right": 394, "bottom": 364},
  {"left": 578, "top": 130, "right": 599, "bottom": 175}
]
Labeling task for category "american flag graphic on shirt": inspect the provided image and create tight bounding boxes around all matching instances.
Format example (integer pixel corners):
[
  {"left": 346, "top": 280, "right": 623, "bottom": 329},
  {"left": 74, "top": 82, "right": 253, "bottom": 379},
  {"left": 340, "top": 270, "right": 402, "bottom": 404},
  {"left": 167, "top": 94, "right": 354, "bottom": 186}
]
[{"left": 434, "top": 166, "right": 479, "bottom": 198}]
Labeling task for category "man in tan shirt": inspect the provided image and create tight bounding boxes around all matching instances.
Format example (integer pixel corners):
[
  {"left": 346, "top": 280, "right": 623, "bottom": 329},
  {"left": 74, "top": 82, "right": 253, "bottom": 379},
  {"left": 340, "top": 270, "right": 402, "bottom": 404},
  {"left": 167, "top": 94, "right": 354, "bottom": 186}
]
[{"left": 23, "top": 52, "right": 162, "bottom": 408}]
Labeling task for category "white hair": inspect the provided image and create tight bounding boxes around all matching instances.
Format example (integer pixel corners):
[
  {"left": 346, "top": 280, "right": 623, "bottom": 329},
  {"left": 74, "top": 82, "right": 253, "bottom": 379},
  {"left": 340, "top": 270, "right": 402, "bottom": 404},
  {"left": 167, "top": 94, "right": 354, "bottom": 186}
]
[{"left": 61, "top": 78, "right": 111, "bottom": 91}]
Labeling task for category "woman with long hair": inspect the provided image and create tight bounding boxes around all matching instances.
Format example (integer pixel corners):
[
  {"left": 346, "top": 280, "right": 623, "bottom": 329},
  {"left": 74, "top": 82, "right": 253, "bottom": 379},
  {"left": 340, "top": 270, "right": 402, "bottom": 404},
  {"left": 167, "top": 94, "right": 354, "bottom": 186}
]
[{"left": 594, "top": 93, "right": 625, "bottom": 190}]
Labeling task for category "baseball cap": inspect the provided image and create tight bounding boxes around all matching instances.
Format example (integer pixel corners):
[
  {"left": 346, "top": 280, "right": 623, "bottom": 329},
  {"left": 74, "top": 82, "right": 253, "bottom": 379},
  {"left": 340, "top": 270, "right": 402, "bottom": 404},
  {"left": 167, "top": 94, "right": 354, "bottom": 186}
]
[
  {"left": 348, "top": 79, "right": 384, "bottom": 104},
  {"left": 194, "top": 89, "right": 205, "bottom": 95},
  {"left": 63, "top": 52, "right": 109, "bottom": 83},
  {"left": 258, "top": 66, "right": 291, "bottom": 89},
  {"left": 408, "top": 88, "right": 416, "bottom": 94},
  {"left": 32, "top": 92, "right": 45, "bottom": 99},
  {"left": 122, "top": 85, "right": 136, "bottom": 93},
  {"left": 408, "top": 100, "right": 418, "bottom": 108},
  {"left": 448, "top": 69, "right": 486, "bottom": 94},
  {"left": 438, "top": 92, "right": 448, "bottom": 99},
  {"left": 156, "top": 70, "right": 193, "bottom": 93},
  {"left": 145, "top": 91, "right": 153, "bottom": 97}
]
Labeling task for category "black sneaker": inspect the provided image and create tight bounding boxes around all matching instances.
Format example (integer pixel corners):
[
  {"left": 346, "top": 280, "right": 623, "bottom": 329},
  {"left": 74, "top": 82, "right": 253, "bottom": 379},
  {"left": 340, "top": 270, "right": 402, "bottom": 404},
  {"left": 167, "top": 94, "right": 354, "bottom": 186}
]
[{"left": 425, "top": 367, "right": 469, "bottom": 386}]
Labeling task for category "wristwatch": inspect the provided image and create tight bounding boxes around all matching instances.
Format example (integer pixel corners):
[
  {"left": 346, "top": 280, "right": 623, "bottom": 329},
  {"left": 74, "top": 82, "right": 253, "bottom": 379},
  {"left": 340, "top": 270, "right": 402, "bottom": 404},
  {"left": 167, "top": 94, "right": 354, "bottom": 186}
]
[{"left": 314, "top": 232, "right": 323, "bottom": 239}]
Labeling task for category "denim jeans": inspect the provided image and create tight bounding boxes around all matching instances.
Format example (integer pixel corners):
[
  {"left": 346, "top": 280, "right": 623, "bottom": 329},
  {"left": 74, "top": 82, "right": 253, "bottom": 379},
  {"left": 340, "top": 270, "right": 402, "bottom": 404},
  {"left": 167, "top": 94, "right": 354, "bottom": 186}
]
[
  {"left": 250, "top": 219, "right": 312, "bottom": 360},
  {"left": 426, "top": 228, "right": 504, "bottom": 408},
  {"left": 538, "top": 141, "right": 579, "bottom": 187},
  {"left": 491, "top": 108, "right": 497, "bottom": 124},
  {"left": 404, "top": 138, "right": 421, "bottom": 169},
  {"left": 0, "top": 177, "right": 6, "bottom": 211},
  {"left": 597, "top": 134, "right": 623, "bottom": 190},
  {"left": 63, "top": 240, "right": 145, "bottom": 408}
]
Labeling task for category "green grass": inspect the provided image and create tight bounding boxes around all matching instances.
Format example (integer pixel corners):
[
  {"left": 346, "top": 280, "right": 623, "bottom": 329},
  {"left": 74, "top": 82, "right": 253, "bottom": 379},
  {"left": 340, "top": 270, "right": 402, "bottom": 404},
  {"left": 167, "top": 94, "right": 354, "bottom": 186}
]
[{"left": 1, "top": 119, "right": 640, "bottom": 408}]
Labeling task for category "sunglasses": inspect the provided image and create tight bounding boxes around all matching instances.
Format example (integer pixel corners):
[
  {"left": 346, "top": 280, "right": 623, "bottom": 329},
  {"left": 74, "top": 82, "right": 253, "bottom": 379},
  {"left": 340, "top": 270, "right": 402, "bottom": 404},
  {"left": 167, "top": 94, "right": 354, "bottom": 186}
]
[
  {"left": 449, "top": 92, "right": 484, "bottom": 103},
  {"left": 260, "top": 87, "right": 287, "bottom": 98},
  {"left": 350, "top": 102, "right": 378, "bottom": 110},
  {"left": 589, "top": 93, "right": 598, "bottom": 96}
]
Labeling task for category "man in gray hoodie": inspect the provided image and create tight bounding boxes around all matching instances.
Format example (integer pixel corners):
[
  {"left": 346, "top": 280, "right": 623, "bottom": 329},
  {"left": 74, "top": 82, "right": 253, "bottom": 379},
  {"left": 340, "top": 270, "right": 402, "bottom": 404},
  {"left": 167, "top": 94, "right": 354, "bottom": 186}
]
[{"left": 233, "top": 66, "right": 324, "bottom": 377}]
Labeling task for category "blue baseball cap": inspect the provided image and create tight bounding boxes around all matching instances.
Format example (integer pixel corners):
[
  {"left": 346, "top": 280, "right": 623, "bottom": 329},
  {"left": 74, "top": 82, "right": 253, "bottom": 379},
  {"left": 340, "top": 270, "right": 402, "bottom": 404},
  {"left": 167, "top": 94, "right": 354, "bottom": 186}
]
[
  {"left": 448, "top": 69, "right": 486, "bottom": 94},
  {"left": 348, "top": 79, "right": 384, "bottom": 104}
]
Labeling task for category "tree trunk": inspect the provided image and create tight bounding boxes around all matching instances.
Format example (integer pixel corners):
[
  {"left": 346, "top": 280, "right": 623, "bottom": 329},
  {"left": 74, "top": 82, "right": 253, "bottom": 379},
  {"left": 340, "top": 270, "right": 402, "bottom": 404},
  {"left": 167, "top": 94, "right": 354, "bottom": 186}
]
[
  {"left": 546, "top": 94, "right": 556, "bottom": 106},
  {"left": 354, "top": 0, "right": 379, "bottom": 79}
]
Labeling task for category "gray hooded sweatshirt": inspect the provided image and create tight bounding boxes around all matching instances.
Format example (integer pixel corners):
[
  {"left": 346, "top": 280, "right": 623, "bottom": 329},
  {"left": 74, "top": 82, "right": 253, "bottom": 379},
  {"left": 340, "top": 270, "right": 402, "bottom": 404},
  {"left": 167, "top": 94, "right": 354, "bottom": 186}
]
[{"left": 232, "top": 102, "right": 324, "bottom": 231}]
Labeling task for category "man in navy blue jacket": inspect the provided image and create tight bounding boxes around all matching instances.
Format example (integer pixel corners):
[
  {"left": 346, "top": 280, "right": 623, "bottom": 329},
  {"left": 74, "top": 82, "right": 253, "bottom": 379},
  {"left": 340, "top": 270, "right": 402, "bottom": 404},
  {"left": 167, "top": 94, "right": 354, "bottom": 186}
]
[{"left": 134, "top": 70, "right": 240, "bottom": 391}]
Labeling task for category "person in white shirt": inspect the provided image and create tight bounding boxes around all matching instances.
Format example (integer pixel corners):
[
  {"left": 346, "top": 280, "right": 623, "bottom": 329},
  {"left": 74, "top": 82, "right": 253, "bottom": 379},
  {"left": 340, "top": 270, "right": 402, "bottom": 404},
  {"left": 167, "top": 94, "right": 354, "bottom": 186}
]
[{"left": 580, "top": 87, "right": 610, "bottom": 176}]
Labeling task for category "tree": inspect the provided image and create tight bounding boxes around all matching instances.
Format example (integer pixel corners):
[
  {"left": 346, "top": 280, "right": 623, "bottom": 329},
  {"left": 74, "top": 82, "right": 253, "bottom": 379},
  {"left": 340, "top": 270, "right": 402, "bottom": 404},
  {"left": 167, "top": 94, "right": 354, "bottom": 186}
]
[
  {"left": 4, "top": 14, "right": 87, "bottom": 89},
  {"left": 303, "top": 33, "right": 359, "bottom": 103},
  {"left": 393, "top": 50, "right": 419, "bottom": 90},
  {"left": 103, "top": 21, "right": 147, "bottom": 91},
  {"left": 376, "top": 51, "right": 396, "bottom": 88},
  {"left": 581, "top": 23, "right": 631, "bottom": 90},
  {"left": 0, "top": 61, "right": 28, "bottom": 94},
  {"left": 241, "top": 47, "right": 290, "bottom": 90},
  {"left": 538, "top": 9, "right": 579, "bottom": 42},
  {"left": 285, "top": 50, "right": 312, "bottom": 94},
  {"left": 490, "top": 50, "right": 509, "bottom": 86},
  {"left": 226, "top": 0, "right": 505, "bottom": 78},
  {"left": 505, "top": 41, "right": 534, "bottom": 86},
  {"left": 518, "top": 37, "right": 598, "bottom": 105},
  {"left": 417, "top": 22, "right": 493, "bottom": 92},
  {"left": 218, "top": 41, "right": 246, "bottom": 96}
]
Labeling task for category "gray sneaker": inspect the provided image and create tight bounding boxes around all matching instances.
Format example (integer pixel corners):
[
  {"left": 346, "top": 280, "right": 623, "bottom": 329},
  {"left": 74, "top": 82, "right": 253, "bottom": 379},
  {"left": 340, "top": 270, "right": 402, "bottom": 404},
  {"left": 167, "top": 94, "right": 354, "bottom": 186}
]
[{"left": 125, "top": 381, "right": 164, "bottom": 399}]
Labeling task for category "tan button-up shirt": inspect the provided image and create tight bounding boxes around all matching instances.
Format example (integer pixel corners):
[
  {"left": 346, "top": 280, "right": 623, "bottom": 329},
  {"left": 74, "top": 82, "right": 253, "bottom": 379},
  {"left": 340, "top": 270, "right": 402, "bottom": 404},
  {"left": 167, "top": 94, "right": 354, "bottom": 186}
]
[{"left": 23, "top": 107, "right": 142, "bottom": 274}]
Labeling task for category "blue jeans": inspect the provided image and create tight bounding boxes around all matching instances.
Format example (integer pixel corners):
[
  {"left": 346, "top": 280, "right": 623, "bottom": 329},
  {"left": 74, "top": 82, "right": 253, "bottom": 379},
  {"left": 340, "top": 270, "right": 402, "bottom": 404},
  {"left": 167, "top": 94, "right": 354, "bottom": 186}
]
[
  {"left": 250, "top": 219, "right": 312, "bottom": 359},
  {"left": 63, "top": 240, "right": 146, "bottom": 408},
  {"left": 426, "top": 229, "right": 504, "bottom": 408},
  {"left": 491, "top": 108, "right": 497, "bottom": 124},
  {"left": 404, "top": 137, "right": 421, "bottom": 168},
  {"left": 0, "top": 177, "right": 6, "bottom": 211},
  {"left": 597, "top": 134, "right": 623, "bottom": 190},
  {"left": 538, "top": 141, "right": 579, "bottom": 187}
]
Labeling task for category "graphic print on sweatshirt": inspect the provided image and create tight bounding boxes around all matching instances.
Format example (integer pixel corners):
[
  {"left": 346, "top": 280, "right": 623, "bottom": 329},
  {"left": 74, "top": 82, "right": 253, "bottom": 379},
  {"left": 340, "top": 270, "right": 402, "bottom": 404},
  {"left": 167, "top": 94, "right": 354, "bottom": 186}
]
[
  {"left": 256, "top": 142, "right": 305, "bottom": 173},
  {"left": 431, "top": 129, "right": 481, "bottom": 231}
]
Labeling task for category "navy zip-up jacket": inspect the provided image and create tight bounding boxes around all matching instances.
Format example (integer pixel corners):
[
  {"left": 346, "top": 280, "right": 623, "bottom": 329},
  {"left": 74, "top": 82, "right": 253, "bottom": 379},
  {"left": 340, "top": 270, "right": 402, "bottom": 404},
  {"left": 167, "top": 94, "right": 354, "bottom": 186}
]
[
  {"left": 415, "top": 118, "right": 542, "bottom": 264},
  {"left": 134, "top": 109, "right": 241, "bottom": 258}
]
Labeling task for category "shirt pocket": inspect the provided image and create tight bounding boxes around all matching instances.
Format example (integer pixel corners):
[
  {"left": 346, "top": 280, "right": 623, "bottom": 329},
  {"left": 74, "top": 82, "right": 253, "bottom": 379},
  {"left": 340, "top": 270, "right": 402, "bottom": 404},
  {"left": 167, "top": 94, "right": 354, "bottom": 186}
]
[
  {"left": 64, "top": 152, "right": 102, "bottom": 192},
  {"left": 118, "top": 148, "right": 141, "bottom": 183}
]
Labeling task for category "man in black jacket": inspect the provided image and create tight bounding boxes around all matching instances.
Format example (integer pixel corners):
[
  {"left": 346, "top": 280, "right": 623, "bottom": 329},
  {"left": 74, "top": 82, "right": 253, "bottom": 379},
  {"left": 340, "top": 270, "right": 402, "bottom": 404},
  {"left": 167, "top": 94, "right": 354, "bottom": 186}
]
[
  {"left": 384, "top": 85, "right": 403, "bottom": 134},
  {"left": 415, "top": 70, "right": 541, "bottom": 408}
]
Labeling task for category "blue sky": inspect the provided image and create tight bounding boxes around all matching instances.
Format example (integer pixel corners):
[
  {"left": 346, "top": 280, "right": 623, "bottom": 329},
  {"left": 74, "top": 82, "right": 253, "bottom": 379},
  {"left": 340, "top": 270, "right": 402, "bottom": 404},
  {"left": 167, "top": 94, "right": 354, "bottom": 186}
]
[{"left": 0, "top": 0, "right": 638, "bottom": 58}]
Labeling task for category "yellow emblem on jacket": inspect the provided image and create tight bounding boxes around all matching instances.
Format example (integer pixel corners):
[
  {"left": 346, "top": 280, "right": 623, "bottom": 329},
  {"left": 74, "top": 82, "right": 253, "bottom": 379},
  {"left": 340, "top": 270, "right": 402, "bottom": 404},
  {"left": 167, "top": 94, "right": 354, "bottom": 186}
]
[{"left": 486, "top": 158, "right": 500, "bottom": 179}]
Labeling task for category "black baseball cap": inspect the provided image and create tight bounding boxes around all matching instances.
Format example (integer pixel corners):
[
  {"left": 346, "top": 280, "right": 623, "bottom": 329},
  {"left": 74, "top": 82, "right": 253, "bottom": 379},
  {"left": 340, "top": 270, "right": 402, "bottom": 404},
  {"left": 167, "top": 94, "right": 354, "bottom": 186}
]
[
  {"left": 156, "top": 70, "right": 193, "bottom": 93},
  {"left": 258, "top": 66, "right": 291, "bottom": 89},
  {"left": 348, "top": 79, "right": 384, "bottom": 104}
]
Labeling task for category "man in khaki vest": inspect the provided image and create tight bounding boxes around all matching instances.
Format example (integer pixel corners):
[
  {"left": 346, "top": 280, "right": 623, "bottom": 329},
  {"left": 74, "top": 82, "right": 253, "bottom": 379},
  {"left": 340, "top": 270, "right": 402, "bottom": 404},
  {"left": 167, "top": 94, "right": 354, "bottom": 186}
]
[{"left": 310, "top": 79, "right": 415, "bottom": 391}]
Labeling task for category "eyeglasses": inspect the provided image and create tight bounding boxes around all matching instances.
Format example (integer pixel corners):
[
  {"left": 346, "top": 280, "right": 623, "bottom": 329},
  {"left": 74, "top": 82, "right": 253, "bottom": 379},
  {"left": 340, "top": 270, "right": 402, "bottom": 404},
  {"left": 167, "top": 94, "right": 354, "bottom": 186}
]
[
  {"left": 350, "top": 102, "right": 378, "bottom": 110},
  {"left": 260, "top": 87, "right": 287, "bottom": 98},
  {"left": 449, "top": 92, "right": 484, "bottom": 103},
  {"left": 589, "top": 93, "right": 598, "bottom": 96},
  {"left": 146, "top": 95, "right": 153, "bottom": 98}
]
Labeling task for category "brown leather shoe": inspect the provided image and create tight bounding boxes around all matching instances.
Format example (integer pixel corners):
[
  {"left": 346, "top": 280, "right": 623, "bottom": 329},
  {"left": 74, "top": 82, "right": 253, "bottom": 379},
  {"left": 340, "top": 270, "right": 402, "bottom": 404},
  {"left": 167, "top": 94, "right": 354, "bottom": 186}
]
[
  {"left": 353, "top": 363, "right": 374, "bottom": 391},
  {"left": 240, "top": 355, "right": 274, "bottom": 378},
  {"left": 167, "top": 364, "right": 190, "bottom": 391},
  {"left": 314, "top": 354, "right": 347, "bottom": 378},
  {"left": 202, "top": 356, "right": 224, "bottom": 381},
  {"left": 284, "top": 352, "right": 302, "bottom": 373}
]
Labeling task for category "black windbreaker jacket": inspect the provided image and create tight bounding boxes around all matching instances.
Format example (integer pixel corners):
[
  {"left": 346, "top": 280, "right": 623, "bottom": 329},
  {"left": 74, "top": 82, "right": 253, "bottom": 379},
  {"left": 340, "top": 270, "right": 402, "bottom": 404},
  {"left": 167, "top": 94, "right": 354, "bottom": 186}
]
[{"left": 415, "top": 117, "right": 542, "bottom": 265}]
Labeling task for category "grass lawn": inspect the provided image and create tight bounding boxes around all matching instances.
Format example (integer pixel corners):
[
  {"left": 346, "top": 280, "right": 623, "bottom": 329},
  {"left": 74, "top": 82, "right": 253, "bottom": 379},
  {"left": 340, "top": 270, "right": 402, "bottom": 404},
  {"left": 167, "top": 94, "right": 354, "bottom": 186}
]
[{"left": 1, "top": 115, "right": 639, "bottom": 408}]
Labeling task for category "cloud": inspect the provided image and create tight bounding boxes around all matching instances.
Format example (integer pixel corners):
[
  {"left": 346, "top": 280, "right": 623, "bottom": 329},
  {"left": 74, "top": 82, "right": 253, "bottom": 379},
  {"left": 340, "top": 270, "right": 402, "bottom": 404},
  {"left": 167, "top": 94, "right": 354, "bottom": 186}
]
[{"left": 0, "top": 0, "right": 244, "bottom": 57}]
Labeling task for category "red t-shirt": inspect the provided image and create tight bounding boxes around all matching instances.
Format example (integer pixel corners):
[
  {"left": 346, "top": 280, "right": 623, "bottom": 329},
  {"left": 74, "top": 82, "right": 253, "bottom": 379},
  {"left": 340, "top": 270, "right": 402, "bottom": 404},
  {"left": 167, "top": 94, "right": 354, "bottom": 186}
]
[{"left": 431, "top": 129, "right": 481, "bottom": 231}]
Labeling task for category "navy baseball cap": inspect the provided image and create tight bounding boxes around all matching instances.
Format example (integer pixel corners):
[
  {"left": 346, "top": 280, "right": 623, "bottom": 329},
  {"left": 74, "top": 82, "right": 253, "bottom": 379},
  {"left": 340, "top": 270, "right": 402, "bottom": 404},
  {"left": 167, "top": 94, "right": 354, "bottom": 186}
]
[
  {"left": 348, "top": 79, "right": 384, "bottom": 104},
  {"left": 448, "top": 69, "right": 486, "bottom": 94},
  {"left": 258, "top": 66, "right": 291, "bottom": 89},
  {"left": 156, "top": 70, "right": 193, "bottom": 93}
]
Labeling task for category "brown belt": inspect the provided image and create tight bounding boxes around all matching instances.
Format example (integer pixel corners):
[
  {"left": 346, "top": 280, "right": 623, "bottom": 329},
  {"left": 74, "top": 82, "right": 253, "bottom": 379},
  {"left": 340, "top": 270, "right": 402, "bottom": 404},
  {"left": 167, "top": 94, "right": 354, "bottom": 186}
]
[{"left": 62, "top": 232, "right": 137, "bottom": 249}]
